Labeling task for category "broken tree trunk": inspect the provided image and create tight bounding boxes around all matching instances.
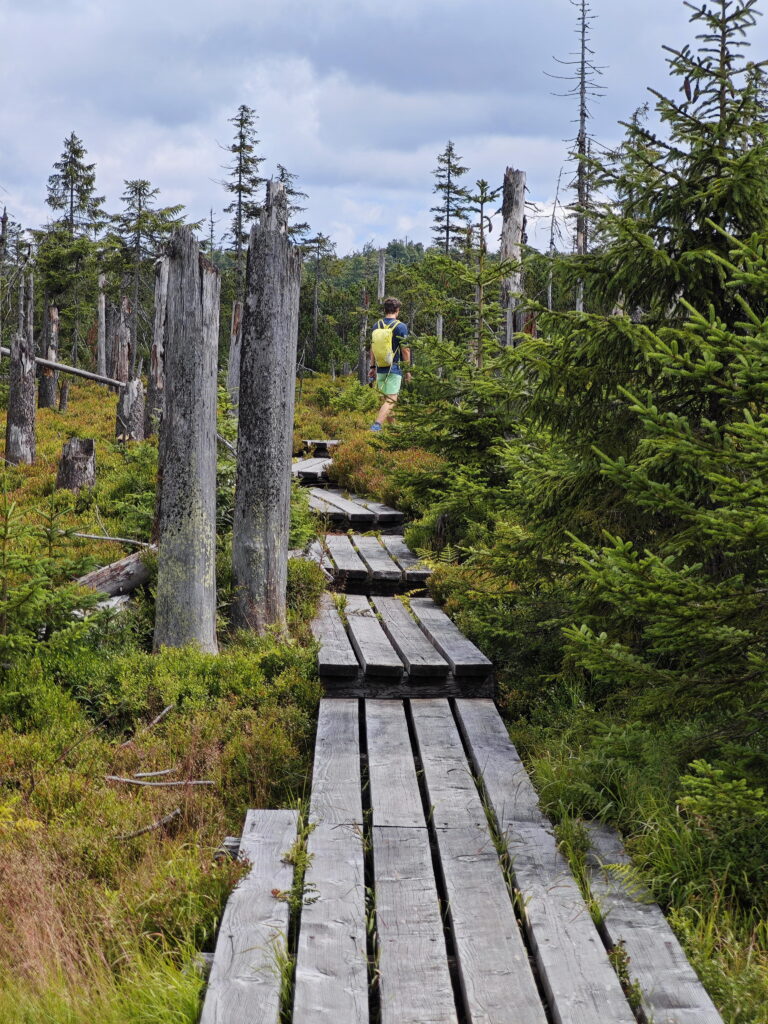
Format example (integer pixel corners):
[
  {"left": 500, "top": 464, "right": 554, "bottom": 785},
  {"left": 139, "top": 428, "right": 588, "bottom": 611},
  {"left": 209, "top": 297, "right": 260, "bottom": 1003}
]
[
  {"left": 436, "top": 313, "right": 444, "bottom": 342},
  {"left": 112, "top": 296, "right": 131, "bottom": 383},
  {"left": 77, "top": 549, "right": 155, "bottom": 597},
  {"left": 0, "top": 348, "right": 127, "bottom": 388},
  {"left": 226, "top": 300, "right": 243, "bottom": 412},
  {"left": 153, "top": 227, "right": 219, "bottom": 654},
  {"left": 500, "top": 167, "right": 526, "bottom": 346},
  {"left": 358, "top": 289, "right": 370, "bottom": 385},
  {"left": 97, "top": 273, "right": 107, "bottom": 378},
  {"left": 5, "top": 275, "right": 36, "bottom": 464},
  {"left": 56, "top": 438, "right": 95, "bottom": 491},
  {"left": 38, "top": 305, "right": 60, "bottom": 408},
  {"left": 145, "top": 257, "right": 168, "bottom": 436},
  {"left": 377, "top": 248, "right": 386, "bottom": 301},
  {"left": 116, "top": 377, "right": 145, "bottom": 441},
  {"left": 58, "top": 379, "right": 69, "bottom": 412},
  {"left": 232, "top": 181, "right": 301, "bottom": 632}
]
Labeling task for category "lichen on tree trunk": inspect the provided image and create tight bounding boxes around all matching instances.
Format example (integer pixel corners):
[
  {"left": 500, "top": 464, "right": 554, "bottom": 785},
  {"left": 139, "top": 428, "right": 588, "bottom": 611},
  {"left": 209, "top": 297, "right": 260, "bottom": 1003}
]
[
  {"left": 153, "top": 228, "right": 219, "bottom": 654},
  {"left": 232, "top": 182, "right": 301, "bottom": 633}
]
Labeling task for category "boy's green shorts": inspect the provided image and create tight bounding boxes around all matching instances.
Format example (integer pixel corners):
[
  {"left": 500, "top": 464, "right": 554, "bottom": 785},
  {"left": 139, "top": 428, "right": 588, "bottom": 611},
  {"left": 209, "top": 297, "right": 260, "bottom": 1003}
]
[{"left": 376, "top": 371, "right": 402, "bottom": 396}]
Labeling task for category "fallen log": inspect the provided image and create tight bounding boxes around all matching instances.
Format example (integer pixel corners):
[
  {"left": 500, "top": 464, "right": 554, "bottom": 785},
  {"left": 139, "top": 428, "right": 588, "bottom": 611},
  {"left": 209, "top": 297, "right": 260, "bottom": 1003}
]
[
  {"left": 0, "top": 347, "right": 127, "bottom": 388},
  {"left": 77, "top": 548, "right": 156, "bottom": 597}
]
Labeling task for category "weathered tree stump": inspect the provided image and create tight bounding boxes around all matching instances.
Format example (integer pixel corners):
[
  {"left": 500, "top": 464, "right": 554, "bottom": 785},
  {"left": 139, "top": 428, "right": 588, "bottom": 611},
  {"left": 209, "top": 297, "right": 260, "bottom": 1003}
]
[
  {"left": 112, "top": 296, "right": 131, "bottom": 383},
  {"left": 56, "top": 438, "right": 95, "bottom": 491},
  {"left": 226, "top": 300, "right": 243, "bottom": 413},
  {"left": 116, "top": 377, "right": 145, "bottom": 441},
  {"left": 38, "top": 305, "right": 59, "bottom": 408},
  {"left": 500, "top": 167, "right": 527, "bottom": 346},
  {"left": 153, "top": 227, "right": 219, "bottom": 654},
  {"left": 232, "top": 182, "right": 301, "bottom": 632},
  {"left": 6, "top": 274, "right": 36, "bottom": 464},
  {"left": 58, "top": 378, "right": 69, "bottom": 411},
  {"left": 145, "top": 256, "right": 168, "bottom": 436}
]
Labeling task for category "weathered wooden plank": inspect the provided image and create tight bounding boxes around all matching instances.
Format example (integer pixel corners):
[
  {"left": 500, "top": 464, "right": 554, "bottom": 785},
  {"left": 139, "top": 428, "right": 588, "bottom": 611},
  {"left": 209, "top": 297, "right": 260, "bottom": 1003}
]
[
  {"left": 373, "top": 825, "right": 457, "bottom": 1024},
  {"left": 294, "top": 822, "right": 369, "bottom": 1024},
  {"left": 295, "top": 457, "right": 332, "bottom": 481},
  {"left": 311, "top": 593, "right": 360, "bottom": 679},
  {"left": 411, "top": 700, "right": 547, "bottom": 1024},
  {"left": 344, "top": 595, "right": 403, "bottom": 679},
  {"left": 453, "top": 700, "right": 543, "bottom": 824},
  {"left": 586, "top": 823, "right": 725, "bottom": 1024},
  {"left": 318, "top": 489, "right": 374, "bottom": 524},
  {"left": 295, "top": 700, "right": 367, "bottom": 1024},
  {"left": 321, "top": 678, "right": 495, "bottom": 700},
  {"left": 354, "top": 536, "right": 403, "bottom": 583},
  {"left": 325, "top": 534, "right": 370, "bottom": 580},
  {"left": 199, "top": 809, "right": 297, "bottom": 1024},
  {"left": 456, "top": 702, "right": 635, "bottom": 1024},
  {"left": 302, "top": 438, "right": 341, "bottom": 456},
  {"left": 309, "top": 492, "right": 345, "bottom": 521},
  {"left": 410, "top": 599, "right": 492, "bottom": 677},
  {"left": 371, "top": 598, "right": 449, "bottom": 679},
  {"left": 353, "top": 498, "right": 404, "bottom": 527},
  {"left": 310, "top": 488, "right": 372, "bottom": 526},
  {"left": 309, "top": 699, "right": 363, "bottom": 826},
  {"left": 366, "top": 700, "right": 424, "bottom": 828},
  {"left": 292, "top": 457, "right": 322, "bottom": 476},
  {"left": 379, "top": 535, "right": 431, "bottom": 583}
]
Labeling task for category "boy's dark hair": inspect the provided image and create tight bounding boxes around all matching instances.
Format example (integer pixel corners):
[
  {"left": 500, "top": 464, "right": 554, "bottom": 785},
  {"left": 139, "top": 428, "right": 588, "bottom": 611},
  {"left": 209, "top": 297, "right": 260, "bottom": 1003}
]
[{"left": 383, "top": 297, "right": 401, "bottom": 315}]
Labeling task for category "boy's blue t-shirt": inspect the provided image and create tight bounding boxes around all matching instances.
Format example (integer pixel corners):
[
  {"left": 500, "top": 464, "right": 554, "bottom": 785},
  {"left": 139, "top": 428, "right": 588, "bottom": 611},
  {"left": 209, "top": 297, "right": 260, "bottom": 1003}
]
[{"left": 375, "top": 318, "right": 409, "bottom": 374}]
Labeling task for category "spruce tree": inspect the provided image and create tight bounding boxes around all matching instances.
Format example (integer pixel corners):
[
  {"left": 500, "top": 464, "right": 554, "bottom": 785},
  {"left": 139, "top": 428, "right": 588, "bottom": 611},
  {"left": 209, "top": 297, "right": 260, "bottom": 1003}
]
[
  {"left": 275, "top": 163, "right": 310, "bottom": 241},
  {"left": 221, "top": 105, "right": 266, "bottom": 278},
  {"left": 430, "top": 141, "right": 470, "bottom": 255},
  {"left": 46, "top": 132, "right": 105, "bottom": 237}
]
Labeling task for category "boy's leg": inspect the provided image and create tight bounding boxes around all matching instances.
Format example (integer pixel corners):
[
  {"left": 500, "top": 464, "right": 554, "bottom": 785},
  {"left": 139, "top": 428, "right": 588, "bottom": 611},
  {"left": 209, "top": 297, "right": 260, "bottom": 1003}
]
[
  {"left": 375, "top": 393, "right": 398, "bottom": 425},
  {"left": 373, "top": 371, "right": 402, "bottom": 426}
]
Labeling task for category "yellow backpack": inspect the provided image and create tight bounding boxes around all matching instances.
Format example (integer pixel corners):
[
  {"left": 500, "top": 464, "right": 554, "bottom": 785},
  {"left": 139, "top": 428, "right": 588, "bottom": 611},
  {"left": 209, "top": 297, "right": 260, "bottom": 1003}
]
[{"left": 371, "top": 319, "right": 400, "bottom": 368}]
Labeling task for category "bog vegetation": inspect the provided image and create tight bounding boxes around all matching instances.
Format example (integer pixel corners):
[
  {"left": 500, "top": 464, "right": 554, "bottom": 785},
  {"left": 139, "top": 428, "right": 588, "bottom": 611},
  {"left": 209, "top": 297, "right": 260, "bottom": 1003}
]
[{"left": 1, "top": 1, "right": 767, "bottom": 1021}]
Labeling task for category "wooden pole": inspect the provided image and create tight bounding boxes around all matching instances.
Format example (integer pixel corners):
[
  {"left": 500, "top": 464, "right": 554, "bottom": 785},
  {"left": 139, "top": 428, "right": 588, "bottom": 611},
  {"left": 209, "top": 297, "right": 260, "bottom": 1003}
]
[
  {"left": 500, "top": 167, "right": 526, "bottom": 346},
  {"left": 145, "top": 257, "right": 168, "bottom": 436},
  {"left": 5, "top": 275, "right": 36, "bottom": 464},
  {"left": 38, "top": 305, "right": 59, "bottom": 408},
  {"left": 97, "top": 273, "right": 107, "bottom": 378},
  {"left": 154, "top": 227, "right": 219, "bottom": 653},
  {"left": 232, "top": 181, "right": 301, "bottom": 632},
  {"left": 226, "top": 299, "right": 243, "bottom": 412},
  {"left": 377, "top": 248, "right": 386, "bottom": 302}
]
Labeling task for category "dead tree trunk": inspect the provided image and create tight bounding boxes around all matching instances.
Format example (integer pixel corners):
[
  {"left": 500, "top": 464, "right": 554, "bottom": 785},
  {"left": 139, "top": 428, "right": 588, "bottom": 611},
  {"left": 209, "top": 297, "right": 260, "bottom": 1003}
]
[
  {"left": 116, "top": 378, "right": 145, "bottom": 441},
  {"left": 112, "top": 296, "right": 131, "bottom": 383},
  {"left": 232, "top": 182, "right": 301, "bottom": 632},
  {"left": 377, "top": 249, "right": 386, "bottom": 301},
  {"left": 78, "top": 549, "right": 154, "bottom": 597},
  {"left": 153, "top": 227, "right": 219, "bottom": 654},
  {"left": 226, "top": 300, "right": 243, "bottom": 412},
  {"left": 500, "top": 167, "right": 526, "bottom": 346},
  {"left": 436, "top": 313, "right": 444, "bottom": 342},
  {"left": 5, "top": 275, "right": 36, "bottom": 465},
  {"left": 97, "top": 273, "right": 107, "bottom": 378},
  {"left": 59, "top": 379, "right": 69, "bottom": 411},
  {"left": 38, "top": 305, "right": 59, "bottom": 408},
  {"left": 358, "top": 289, "right": 370, "bottom": 385},
  {"left": 145, "top": 257, "right": 168, "bottom": 436},
  {"left": 56, "top": 438, "right": 95, "bottom": 491}
]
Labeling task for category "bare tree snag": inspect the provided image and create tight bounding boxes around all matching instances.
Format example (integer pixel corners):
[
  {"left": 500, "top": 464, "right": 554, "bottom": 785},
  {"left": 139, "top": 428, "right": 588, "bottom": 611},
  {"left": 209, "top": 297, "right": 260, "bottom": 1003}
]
[
  {"left": 145, "top": 257, "right": 168, "bottom": 436},
  {"left": 77, "top": 549, "right": 155, "bottom": 597},
  {"left": 38, "top": 305, "right": 60, "bottom": 408},
  {"left": 377, "top": 248, "right": 386, "bottom": 301},
  {"left": 116, "top": 378, "right": 145, "bottom": 441},
  {"left": 97, "top": 273, "right": 107, "bottom": 378},
  {"left": 154, "top": 227, "right": 219, "bottom": 654},
  {"left": 500, "top": 167, "right": 527, "bottom": 346},
  {"left": 232, "top": 182, "right": 301, "bottom": 632},
  {"left": 226, "top": 300, "right": 243, "bottom": 413},
  {"left": 436, "top": 313, "right": 444, "bottom": 342},
  {"left": 58, "top": 379, "right": 69, "bottom": 412},
  {"left": 56, "top": 438, "right": 95, "bottom": 491},
  {"left": 358, "top": 288, "right": 370, "bottom": 385},
  {"left": 5, "top": 275, "right": 36, "bottom": 464},
  {"left": 112, "top": 296, "right": 131, "bottom": 383}
]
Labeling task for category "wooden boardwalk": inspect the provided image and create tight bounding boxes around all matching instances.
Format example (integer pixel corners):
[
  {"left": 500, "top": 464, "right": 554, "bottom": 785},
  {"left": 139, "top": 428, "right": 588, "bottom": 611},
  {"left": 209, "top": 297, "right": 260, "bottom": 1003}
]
[{"left": 200, "top": 699, "right": 724, "bottom": 1024}]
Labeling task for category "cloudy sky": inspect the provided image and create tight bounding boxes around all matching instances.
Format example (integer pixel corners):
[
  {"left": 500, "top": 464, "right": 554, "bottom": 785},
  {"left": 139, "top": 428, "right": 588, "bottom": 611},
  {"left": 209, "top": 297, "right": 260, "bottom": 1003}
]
[{"left": 1, "top": 0, "right": 766, "bottom": 254}]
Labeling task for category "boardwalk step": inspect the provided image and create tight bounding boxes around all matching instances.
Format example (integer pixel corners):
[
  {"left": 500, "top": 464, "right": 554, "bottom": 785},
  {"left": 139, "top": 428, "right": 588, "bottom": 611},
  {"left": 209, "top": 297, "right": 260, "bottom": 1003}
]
[
  {"left": 309, "top": 488, "right": 404, "bottom": 529},
  {"left": 586, "top": 822, "right": 725, "bottom": 1024},
  {"left": 321, "top": 533, "right": 430, "bottom": 593},
  {"left": 199, "top": 809, "right": 298, "bottom": 1024},
  {"left": 292, "top": 456, "right": 332, "bottom": 483}
]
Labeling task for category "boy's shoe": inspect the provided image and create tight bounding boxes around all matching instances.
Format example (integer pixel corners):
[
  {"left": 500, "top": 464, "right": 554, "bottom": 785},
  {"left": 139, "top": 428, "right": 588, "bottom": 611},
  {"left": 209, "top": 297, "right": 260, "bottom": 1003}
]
[{"left": 370, "top": 422, "right": 383, "bottom": 432}]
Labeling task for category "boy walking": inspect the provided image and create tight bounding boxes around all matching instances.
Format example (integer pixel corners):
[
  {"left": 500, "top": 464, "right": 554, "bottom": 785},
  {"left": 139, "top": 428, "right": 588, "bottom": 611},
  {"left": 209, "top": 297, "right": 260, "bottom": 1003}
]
[{"left": 369, "top": 297, "right": 411, "bottom": 431}]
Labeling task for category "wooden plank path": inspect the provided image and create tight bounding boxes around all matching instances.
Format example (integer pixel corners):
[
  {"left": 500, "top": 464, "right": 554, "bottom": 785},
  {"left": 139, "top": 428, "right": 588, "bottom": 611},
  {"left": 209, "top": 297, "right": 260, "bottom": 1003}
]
[
  {"left": 310, "top": 594, "right": 494, "bottom": 697},
  {"left": 317, "top": 533, "right": 429, "bottom": 593},
  {"left": 202, "top": 700, "right": 725, "bottom": 1024},
  {"left": 308, "top": 489, "right": 404, "bottom": 529}
]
